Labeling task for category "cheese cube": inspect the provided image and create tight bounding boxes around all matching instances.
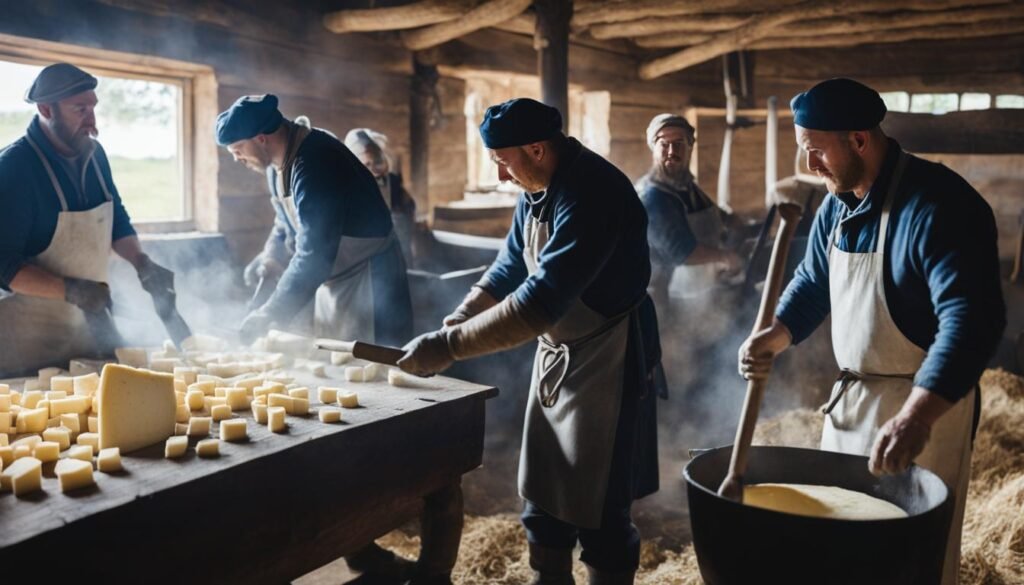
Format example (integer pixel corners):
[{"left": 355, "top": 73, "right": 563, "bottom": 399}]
[
  {"left": 288, "top": 387, "right": 309, "bottom": 400},
  {"left": 97, "top": 364, "right": 176, "bottom": 454},
  {"left": 43, "top": 427, "right": 71, "bottom": 451},
  {"left": 338, "top": 392, "right": 359, "bottom": 408},
  {"left": 87, "top": 415, "right": 97, "bottom": 433},
  {"left": 203, "top": 396, "right": 227, "bottom": 411},
  {"left": 0, "top": 434, "right": 7, "bottom": 446},
  {"left": 188, "top": 381, "right": 216, "bottom": 396},
  {"left": 210, "top": 404, "right": 232, "bottom": 422},
  {"left": 148, "top": 358, "right": 182, "bottom": 373},
  {"left": 9, "top": 389, "right": 20, "bottom": 404},
  {"left": 0, "top": 383, "right": 7, "bottom": 394},
  {"left": 196, "top": 439, "right": 219, "bottom": 458},
  {"left": 253, "top": 394, "right": 267, "bottom": 406},
  {"left": 16, "top": 407, "right": 48, "bottom": 433},
  {"left": 174, "top": 423, "right": 189, "bottom": 435},
  {"left": 174, "top": 379, "right": 186, "bottom": 394},
  {"left": 47, "top": 415, "right": 61, "bottom": 428},
  {"left": 235, "top": 378, "right": 264, "bottom": 394},
  {"left": 13, "top": 445, "right": 30, "bottom": 459},
  {"left": 252, "top": 402, "right": 268, "bottom": 424},
  {"left": 292, "top": 398, "right": 309, "bottom": 416},
  {"left": 115, "top": 347, "right": 148, "bottom": 368},
  {"left": 77, "top": 432, "right": 100, "bottom": 454},
  {"left": 330, "top": 351, "right": 352, "bottom": 365},
  {"left": 387, "top": 369, "right": 421, "bottom": 388},
  {"left": 36, "top": 400, "right": 50, "bottom": 416},
  {"left": 2, "top": 457, "right": 42, "bottom": 496},
  {"left": 174, "top": 391, "right": 186, "bottom": 406},
  {"left": 12, "top": 436, "right": 42, "bottom": 450},
  {"left": 196, "top": 374, "right": 223, "bottom": 386},
  {"left": 268, "top": 394, "right": 294, "bottom": 414},
  {"left": 97, "top": 447, "right": 122, "bottom": 472},
  {"left": 187, "top": 416, "right": 212, "bottom": 437},
  {"left": 0, "top": 412, "right": 10, "bottom": 433},
  {"left": 185, "top": 389, "right": 205, "bottom": 412},
  {"left": 33, "top": 441, "right": 60, "bottom": 463},
  {"left": 267, "top": 406, "right": 286, "bottom": 433},
  {"left": 214, "top": 387, "right": 227, "bottom": 398},
  {"left": 344, "top": 367, "right": 364, "bottom": 382},
  {"left": 0, "top": 394, "right": 9, "bottom": 412},
  {"left": 21, "top": 390, "right": 43, "bottom": 409},
  {"left": 225, "top": 388, "right": 248, "bottom": 411},
  {"left": 50, "top": 376, "right": 73, "bottom": 393},
  {"left": 66, "top": 445, "right": 93, "bottom": 462},
  {"left": 363, "top": 363, "right": 383, "bottom": 381},
  {"left": 219, "top": 419, "right": 247, "bottom": 442},
  {"left": 253, "top": 386, "right": 275, "bottom": 401},
  {"left": 317, "top": 387, "right": 339, "bottom": 404},
  {"left": 0, "top": 446, "right": 12, "bottom": 467},
  {"left": 73, "top": 373, "right": 100, "bottom": 396},
  {"left": 173, "top": 367, "right": 199, "bottom": 385},
  {"left": 164, "top": 436, "right": 188, "bottom": 458},
  {"left": 173, "top": 405, "right": 189, "bottom": 427},
  {"left": 56, "top": 414, "right": 80, "bottom": 435},
  {"left": 46, "top": 390, "right": 68, "bottom": 401},
  {"left": 55, "top": 458, "right": 94, "bottom": 492},
  {"left": 50, "top": 395, "right": 91, "bottom": 417},
  {"left": 319, "top": 408, "right": 342, "bottom": 423}
]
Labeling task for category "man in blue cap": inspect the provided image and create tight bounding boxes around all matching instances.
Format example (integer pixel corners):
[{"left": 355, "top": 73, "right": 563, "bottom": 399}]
[
  {"left": 398, "top": 97, "right": 664, "bottom": 585},
  {"left": 738, "top": 78, "right": 1005, "bottom": 584},
  {"left": 216, "top": 95, "right": 412, "bottom": 349},
  {"left": 0, "top": 62, "right": 176, "bottom": 375}
]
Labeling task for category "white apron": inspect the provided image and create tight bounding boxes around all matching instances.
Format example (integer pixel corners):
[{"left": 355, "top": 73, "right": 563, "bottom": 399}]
[
  {"left": 820, "top": 151, "right": 974, "bottom": 585},
  {"left": 0, "top": 135, "right": 114, "bottom": 375},
  {"left": 667, "top": 183, "right": 726, "bottom": 298},
  {"left": 517, "top": 205, "right": 634, "bottom": 529},
  {"left": 270, "top": 122, "right": 394, "bottom": 342}
]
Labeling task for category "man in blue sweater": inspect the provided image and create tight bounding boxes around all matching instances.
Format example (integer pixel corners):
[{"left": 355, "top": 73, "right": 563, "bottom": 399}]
[{"left": 738, "top": 78, "right": 1005, "bottom": 585}]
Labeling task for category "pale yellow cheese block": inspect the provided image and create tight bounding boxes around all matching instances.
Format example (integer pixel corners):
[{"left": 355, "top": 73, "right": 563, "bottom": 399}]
[
  {"left": 267, "top": 406, "right": 286, "bottom": 433},
  {"left": 55, "top": 458, "right": 94, "bottom": 492},
  {"left": 219, "top": 419, "right": 247, "bottom": 442},
  {"left": 60, "top": 413, "right": 80, "bottom": 433},
  {"left": 97, "top": 364, "right": 176, "bottom": 454},
  {"left": 87, "top": 415, "right": 97, "bottom": 433},
  {"left": 66, "top": 445, "right": 93, "bottom": 462},
  {"left": 252, "top": 402, "right": 268, "bottom": 424},
  {"left": 743, "top": 483, "right": 908, "bottom": 521},
  {"left": 73, "top": 373, "right": 100, "bottom": 396},
  {"left": 43, "top": 427, "right": 71, "bottom": 451},
  {"left": 16, "top": 406, "right": 48, "bottom": 433},
  {"left": 188, "top": 416, "right": 212, "bottom": 437},
  {"left": 45, "top": 390, "right": 68, "bottom": 401},
  {"left": 174, "top": 423, "right": 189, "bottom": 436},
  {"left": 21, "top": 390, "right": 43, "bottom": 409},
  {"left": 188, "top": 381, "right": 216, "bottom": 396},
  {"left": 196, "top": 438, "right": 219, "bottom": 458},
  {"left": 33, "top": 441, "right": 60, "bottom": 463},
  {"left": 210, "top": 404, "right": 232, "bottom": 422},
  {"left": 319, "top": 408, "right": 342, "bottom": 423},
  {"left": 50, "top": 395, "right": 91, "bottom": 417},
  {"left": 164, "top": 435, "right": 188, "bottom": 458},
  {"left": 2, "top": 456, "right": 42, "bottom": 496},
  {"left": 77, "top": 432, "right": 100, "bottom": 455},
  {"left": 0, "top": 446, "right": 13, "bottom": 468},
  {"left": 203, "top": 396, "right": 228, "bottom": 411},
  {"left": 287, "top": 387, "right": 309, "bottom": 400},
  {"left": 185, "top": 389, "right": 205, "bottom": 412},
  {"left": 50, "top": 376, "right": 73, "bottom": 393},
  {"left": 97, "top": 447, "right": 122, "bottom": 472},
  {"left": 344, "top": 367, "right": 364, "bottom": 382},
  {"left": 0, "top": 394, "right": 9, "bottom": 412},
  {"left": 317, "top": 387, "right": 339, "bottom": 404},
  {"left": 224, "top": 388, "right": 248, "bottom": 411},
  {"left": 338, "top": 392, "right": 359, "bottom": 408}
]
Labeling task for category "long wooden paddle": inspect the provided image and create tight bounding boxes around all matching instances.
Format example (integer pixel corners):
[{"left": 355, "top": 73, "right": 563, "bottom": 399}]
[{"left": 718, "top": 202, "right": 803, "bottom": 502}]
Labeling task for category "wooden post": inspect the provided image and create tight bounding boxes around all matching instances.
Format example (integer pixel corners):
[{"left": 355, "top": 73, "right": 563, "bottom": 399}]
[
  {"left": 411, "top": 56, "right": 438, "bottom": 215},
  {"left": 534, "top": 0, "right": 572, "bottom": 130}
]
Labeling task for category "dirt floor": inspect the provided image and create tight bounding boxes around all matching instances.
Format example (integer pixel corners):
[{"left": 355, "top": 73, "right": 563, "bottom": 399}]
[{"left": 297, "top": 368, "right": 1024, "bottom": 584}]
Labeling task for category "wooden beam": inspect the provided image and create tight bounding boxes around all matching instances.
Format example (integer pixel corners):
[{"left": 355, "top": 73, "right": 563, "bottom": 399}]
[
  {"left": 493, "top": 11, "right": 535, "bottom": 35},
  {"left": 638, "top": 0, "right": 1014, "bottom": 80},
  {"left": 633, "top": 4, "right": 1024, "bottom": 47},
  {"left": 322, "top": 0, "right": 474, "bottom": 34},
  {"left": 401, "top": 0, "right": 533, "bottom": 51},
  {"left": 590, "top": 13, "right": 753, "bottom": 40},
  {"left": 411, "top": 58, "right": 439, "bottom": 211},
  {"left": 535, "top": 0, "right": 572, "bottom": 129},
  {"left": 572, "top": 0, "right": 804, "bottom": 27},
  {"left": 751, "top": 18, "right": 1024, "bottom": 51},
  {"left": 882, "top": 109, "right": 1024, "bottom": 155}
]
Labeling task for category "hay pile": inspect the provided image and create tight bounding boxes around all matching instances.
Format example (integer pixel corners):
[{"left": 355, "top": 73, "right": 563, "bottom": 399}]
[{"left": 377, "top": 369, "right": 1024, "bottom": 584}]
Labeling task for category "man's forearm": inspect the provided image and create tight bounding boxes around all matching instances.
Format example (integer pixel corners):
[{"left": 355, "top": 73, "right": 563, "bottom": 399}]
[
  {"left": 9, "top": 265, "right": 65, "bottom": 300},
  {"left": 898, "top": 386, "right": 956, "bottom": 427},
  {"left": 112, "top": 235, "right": 146, "bottom": 269}
]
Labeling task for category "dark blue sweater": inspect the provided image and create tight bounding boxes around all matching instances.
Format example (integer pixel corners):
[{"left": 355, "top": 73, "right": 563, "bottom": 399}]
[{"left": 776, "top": 139, "right": 1006, "bottom": 402}]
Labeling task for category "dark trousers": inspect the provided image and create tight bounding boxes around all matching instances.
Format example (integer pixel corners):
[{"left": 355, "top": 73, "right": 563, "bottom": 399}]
[{"left": 521, "top": 499, "right": 640, "bottom": 572}]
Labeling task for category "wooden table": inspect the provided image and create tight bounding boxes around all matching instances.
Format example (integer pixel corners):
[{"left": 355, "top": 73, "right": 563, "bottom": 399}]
[{"left": 0, "top": 363, "right": 498, "bottom": 584}]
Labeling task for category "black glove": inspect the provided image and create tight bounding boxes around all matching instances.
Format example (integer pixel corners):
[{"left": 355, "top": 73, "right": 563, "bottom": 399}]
[
  {"left": 137, "top": 255, "right": 175, "bottom": 296},
  {"left": 396, "top": 330, "right": 455, "bottom": 377},
  {"left": 64, "top": 277, "right": 112, "bottom": 313}
]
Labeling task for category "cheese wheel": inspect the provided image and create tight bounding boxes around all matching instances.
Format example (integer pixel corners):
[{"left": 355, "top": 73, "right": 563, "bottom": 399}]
[{"left": 743, "top": 483, "right": 908, "bottom": 520}]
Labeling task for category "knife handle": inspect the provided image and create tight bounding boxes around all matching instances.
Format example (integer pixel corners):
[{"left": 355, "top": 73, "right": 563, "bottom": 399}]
[{"left": 352, "top": 342, "right": 406, "bottom": 366}]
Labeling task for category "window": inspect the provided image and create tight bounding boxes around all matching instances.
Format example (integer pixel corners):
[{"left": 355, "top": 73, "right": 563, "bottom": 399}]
[
  {"left": 959, "top": 93, "right": 991, "bottom": 111},
  {"left": 880, "top": 91, "right": 910, "bottom": 113},
  {"left": 910, "top": 93, "right": 959, "bottom": 115},
  {"left": 995, "top": 94, "right": 1024, "bottom": 109},
  {"left": 0, "top": 58, "right": 186, "bottom": 223}
]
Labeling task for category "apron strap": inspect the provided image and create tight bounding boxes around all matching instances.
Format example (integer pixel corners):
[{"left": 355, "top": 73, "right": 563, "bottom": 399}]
[
  {"left": 822, "top": 367, "right": 916, "bottom": 415},
  {"left": 876, "top": 152, "right": 909, "bottom": 254},
  {"left": 90, "top": 155, "right": 114, "bottom": 203},
  {"left": 25, "top": 134, "right": 69, "bottom": 211}
]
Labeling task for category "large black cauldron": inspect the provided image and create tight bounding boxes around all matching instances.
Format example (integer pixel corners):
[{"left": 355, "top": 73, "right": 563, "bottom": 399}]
[{"left": 684, "top": 446, "right": 952, "bottom": 585}]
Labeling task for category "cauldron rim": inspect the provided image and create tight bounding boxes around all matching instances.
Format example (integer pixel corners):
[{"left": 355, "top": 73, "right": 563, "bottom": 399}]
[{"left": 683, "top": 444, "right": 949, "bottom": 524}]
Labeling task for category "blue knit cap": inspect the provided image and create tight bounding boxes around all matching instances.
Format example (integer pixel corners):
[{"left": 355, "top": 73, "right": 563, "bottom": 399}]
[
  {"left": 479, "top": 98, "right": 563, "bottom": 149},
  {"left": 790, "top": 78, "right": 887, "bottom": 131},
  {"left": 215, "top": 94, "right": 285, "bottom": 146}
]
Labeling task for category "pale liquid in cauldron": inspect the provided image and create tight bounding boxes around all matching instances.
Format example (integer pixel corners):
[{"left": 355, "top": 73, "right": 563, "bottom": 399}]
[{"left": 743, "top": 483, "right": 908, "bottom": 520}]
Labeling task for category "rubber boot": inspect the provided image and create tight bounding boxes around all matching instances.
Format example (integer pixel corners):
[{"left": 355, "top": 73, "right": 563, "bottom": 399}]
[
  {"left": 529, "top": 543, "right": 575, "bottom": 585},
  {"left": 346, "top": 543, "right": 417, "bottom": 582},
  {"left": 585, "top": 564, "right": 635, "bottom": 585}
]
